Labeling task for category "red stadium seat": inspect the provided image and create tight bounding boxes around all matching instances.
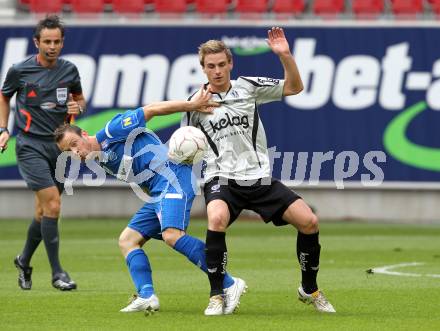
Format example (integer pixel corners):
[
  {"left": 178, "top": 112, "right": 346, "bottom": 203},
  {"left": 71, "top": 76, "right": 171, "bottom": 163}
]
[
  {"left": 352, "top": 0, "right": 384, "bottom": 17},
  {"left": 153, "top": 0, "right": 187, "bottom": 13},
  {"left": 235, "top": 0, "right": 268, "bottom": 13},
  {"left": 195, "top": 0, "right": 229, "bottom": 14},
  {"left": 391, "top": 0, "right": 423, "bottom": 15},
  {"left": 17, "top": 0, "right": 30, "bottom": 10},
  {"left": 313, "top": 0, "right": 345, "bottom": 15},
  {"left": 272, "top": 0, "right": 305, "bottom": 14},
  {"left": 29, "top": 0, "right": 63, "bottom": 13},
  {"left": 71, "top": 0, "right": 105, "bottom": 13},
  {"left": 113, "top": 0, "right": 145, "bottom": 13},
  {"left": 429, "top": 0, "right": 440, "bottom": 15}
]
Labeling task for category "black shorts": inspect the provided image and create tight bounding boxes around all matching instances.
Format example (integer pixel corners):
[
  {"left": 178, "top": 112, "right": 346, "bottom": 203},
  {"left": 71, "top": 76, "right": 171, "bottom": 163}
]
[
  {"left": 203, "top": 177, "right": 301, "bottom": 226},
  {"left": 15, "top": 133, "right": 64, "bottom": 193}
]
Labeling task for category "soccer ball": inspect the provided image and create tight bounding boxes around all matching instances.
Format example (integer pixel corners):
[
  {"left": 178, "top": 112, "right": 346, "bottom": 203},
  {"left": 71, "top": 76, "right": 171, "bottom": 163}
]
[{"left": 168, "top": 126, "right": 208, "bottom": 164}]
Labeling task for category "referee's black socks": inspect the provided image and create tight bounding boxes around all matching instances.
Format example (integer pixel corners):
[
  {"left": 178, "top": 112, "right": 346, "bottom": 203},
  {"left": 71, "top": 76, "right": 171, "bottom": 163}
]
[
  {"left": 205, "top": 230, "right": 227, "bottom": 297},
  {"left": 297, "top": 231, "right": 321, "bottom": 294},
  {"left": 20, "top": 218, "right": 42, "bottom": 266},
  {"left": 41, "top": 216, "right": 63, "bottom": 275}
]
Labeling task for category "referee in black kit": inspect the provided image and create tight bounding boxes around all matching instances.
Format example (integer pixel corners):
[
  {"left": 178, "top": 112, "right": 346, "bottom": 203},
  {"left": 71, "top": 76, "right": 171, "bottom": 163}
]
[{"left": 0, "top": 15, "right": 86, "bottom": 291}]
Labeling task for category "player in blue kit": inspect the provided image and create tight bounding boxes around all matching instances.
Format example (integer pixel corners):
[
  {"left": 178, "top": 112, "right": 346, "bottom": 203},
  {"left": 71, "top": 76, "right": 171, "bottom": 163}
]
[{"left": 54, "top": 88, "right": 246, "bottom": 314}]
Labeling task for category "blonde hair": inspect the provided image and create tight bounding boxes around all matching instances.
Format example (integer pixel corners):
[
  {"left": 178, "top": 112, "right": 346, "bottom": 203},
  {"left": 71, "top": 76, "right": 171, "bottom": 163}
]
[{"left": 198, "top": 40, "right": 233, "bottom": 67}]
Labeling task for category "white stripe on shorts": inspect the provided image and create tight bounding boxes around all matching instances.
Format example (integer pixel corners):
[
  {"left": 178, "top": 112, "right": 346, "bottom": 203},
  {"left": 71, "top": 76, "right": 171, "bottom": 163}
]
[{"left": 165, "top": 193, "right": 183, "bottom": 199}]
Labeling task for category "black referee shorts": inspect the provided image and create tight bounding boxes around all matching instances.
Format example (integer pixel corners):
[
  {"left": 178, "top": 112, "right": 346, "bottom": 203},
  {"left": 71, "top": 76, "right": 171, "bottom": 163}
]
[
  {"left": 15, "top": 133, "right": 64, "bottom": 193},
  {"left": 203, "top": 177, "right": 301, "bottom": 226}
]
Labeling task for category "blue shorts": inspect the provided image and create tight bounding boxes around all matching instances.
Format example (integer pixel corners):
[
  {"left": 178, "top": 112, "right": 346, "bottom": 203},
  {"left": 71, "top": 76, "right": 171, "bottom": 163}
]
[{"left": 128, "top": 164, "right": 196, "bottom": 240}]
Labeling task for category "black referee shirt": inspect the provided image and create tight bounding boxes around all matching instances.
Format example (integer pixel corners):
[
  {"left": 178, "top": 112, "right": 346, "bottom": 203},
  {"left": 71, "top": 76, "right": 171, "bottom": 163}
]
[{"left": 1, "top": 55, "right": 82, "bottom": 137}]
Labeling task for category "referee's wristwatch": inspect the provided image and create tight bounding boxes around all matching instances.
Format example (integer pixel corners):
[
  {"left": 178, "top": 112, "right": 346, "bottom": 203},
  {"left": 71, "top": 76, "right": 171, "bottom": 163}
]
[{"left": 0, "top": 127, "right": 9, "bottom": 135}]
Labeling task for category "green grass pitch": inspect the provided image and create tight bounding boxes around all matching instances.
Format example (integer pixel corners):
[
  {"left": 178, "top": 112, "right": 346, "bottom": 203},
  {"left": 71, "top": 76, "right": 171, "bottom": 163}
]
[{"left": 0, "top": 219, "right": 439, "bottom": 331}]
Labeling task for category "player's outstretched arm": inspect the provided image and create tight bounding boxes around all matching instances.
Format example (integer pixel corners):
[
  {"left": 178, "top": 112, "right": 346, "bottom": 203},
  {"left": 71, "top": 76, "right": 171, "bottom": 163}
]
[
  {"left": 142, "top": 88, "right": 218, "bottom": 121},
  {"left": 266, "top": 27, "right": 303, "bottom": 96}
]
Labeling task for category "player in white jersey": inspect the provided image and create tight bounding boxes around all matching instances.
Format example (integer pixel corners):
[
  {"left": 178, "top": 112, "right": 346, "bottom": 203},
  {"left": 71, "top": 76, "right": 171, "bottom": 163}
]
[{"left": 183, "top": 27, "right": 335, "bottom": 315}]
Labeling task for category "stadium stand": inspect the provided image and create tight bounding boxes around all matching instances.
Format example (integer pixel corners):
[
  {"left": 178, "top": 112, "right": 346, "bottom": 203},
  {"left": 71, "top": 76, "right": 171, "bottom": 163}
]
[
  {"left": 430, "top": 0, "right": 440, "bottom": 15},
  {"left": 153, "top": 0, "right": 187, "bottom": 13},
  {"left": 113, "top": 0, "right": 145, "bottom": 13},
  {"left": 29, "top": 0, "right": 63, "bottom": 13},
  {"left": 352, "top": 0, "right": 384, "bottom": 17},
  {"left": 272, "top": 0, "right": 306, "bottom": 14},
  {"left": 391, "top": 0, "right": 424, "bottom": 15},
  {"left": 71, "top": 0, "right": 105, "bottom": 13},
  {"left": 195, "top": 0, "right": 230, "bottom": 14},
  {"left": 313, "top": 0, "right": 345, "bottom": 15},
  {"left": 235, "top": 0, "right": 269, "bottom": 13},
  {"left": 4, "top": 1, "right": 440, "bottom": 22}
]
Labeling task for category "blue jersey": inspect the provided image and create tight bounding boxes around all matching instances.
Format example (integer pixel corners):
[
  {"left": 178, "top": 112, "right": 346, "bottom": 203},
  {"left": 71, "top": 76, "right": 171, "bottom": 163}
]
[{"left": 95, "top": 107, "right": 190, "bottom": 197}]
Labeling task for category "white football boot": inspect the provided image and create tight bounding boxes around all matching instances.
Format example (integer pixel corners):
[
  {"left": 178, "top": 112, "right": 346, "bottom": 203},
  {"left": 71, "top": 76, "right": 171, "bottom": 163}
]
[
  {"left": 120, "top": 294, "right": 160, "bottom": 313},
  {"left": 223, "top": 277, "right": 248, "bottom": 314},
  {"left": 204, "top": 294, "right": 224, "bottom": 316},
  {"left": 297, "top": 286, "right": 336, "bottom": 313}
]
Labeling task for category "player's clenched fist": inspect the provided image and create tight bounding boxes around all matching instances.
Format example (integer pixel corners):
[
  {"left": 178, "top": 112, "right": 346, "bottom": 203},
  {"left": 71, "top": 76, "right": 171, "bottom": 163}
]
[{"left": 0, "top": 128, "right": 9, "bottom": 152}]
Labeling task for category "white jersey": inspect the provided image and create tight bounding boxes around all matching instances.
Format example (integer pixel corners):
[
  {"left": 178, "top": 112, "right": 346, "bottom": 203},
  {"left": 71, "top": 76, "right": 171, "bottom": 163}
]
[{"left": 182, "top": 76, "right": 284, "bottom": 181}]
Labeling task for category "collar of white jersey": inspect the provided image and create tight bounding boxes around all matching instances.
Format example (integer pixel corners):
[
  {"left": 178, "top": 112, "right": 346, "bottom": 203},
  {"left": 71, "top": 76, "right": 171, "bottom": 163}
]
[{"left": 203, "top": 82, "right": 233, "bottom": 100}]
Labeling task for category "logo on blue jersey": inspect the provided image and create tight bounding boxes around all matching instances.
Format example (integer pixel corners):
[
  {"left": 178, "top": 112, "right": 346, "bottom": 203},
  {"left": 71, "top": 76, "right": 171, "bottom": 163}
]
[
  {"left": 121, "top": 113, "right": 138, "bottom": 129},
  {"left": 104, "top": 151, "right": 118, "bottom": 162},
  {"left": 100, "top": 139, "right": 109, "bottom": 149}
]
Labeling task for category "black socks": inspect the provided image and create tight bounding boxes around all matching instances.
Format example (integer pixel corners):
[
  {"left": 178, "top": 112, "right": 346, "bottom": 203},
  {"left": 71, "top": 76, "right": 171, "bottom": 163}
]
[
  {"left": 205, "top": 230, "right": 227, "bottom": 296},
  {"left": 41, "top": 216, "right": 63, "bottom": 275},
  {"left": 20, "top": 218, "right": 42, "bottom": 266},
  {"left": 297, "top": 231, "right": 321, "bottom": 294}
]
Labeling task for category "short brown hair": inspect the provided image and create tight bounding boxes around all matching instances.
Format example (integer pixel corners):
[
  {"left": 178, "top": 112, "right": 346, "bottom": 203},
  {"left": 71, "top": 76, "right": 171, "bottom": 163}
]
[
  {"left": 198, "top": 40, "right": 232, "bottom": 67},
  {"left": 34, "top": 15, "right": 65, "bottom": 40},
  {"left": 54, "top": 123, "right": 82, "bottom": 144}
]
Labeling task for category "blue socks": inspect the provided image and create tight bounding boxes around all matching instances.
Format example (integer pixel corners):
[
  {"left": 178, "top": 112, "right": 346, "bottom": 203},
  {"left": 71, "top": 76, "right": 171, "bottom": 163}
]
[
  {"left": 126, "top": 249, "right": 154, "bottom": 298},
  {"left": 173, "top": 234, "right": 234, "bottom": 289},
  {"left": 125, "top": 236, "right": 236, "bottom": 299}
]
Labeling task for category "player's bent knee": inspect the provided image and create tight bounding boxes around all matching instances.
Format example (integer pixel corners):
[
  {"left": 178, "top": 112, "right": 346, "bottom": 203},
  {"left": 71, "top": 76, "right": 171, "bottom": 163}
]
[
  {"left": 310, "top": 213, "right": 319, "bottom": 229},
  {"left": 44, "top": 199, "right": 61, "bottom": 217},
  {"left": 118, "top": 233, "right": 137, "bottom": 255},
  {"left": 208, "top": 214, "right": 229, "bottom": 231},
  {"left": 118, "top": 238, "right": 134, "bottom": 256},
  {"left": 300, "top": 213, "right": 319, "bottom": 234},
  {"left": 118, "top": 227, "right": 146, "bottom": 256},
  {"left": 207, "top": 200, "right": 230, "bottom": 231},
  {"left": 162, "top": 228, "right": 184, "bottom": 247}
]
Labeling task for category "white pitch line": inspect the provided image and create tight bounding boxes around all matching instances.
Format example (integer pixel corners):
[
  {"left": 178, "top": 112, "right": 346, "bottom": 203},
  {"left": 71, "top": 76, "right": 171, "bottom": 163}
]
[{"left": 371, "top": 262, "right": 440, "bottom": 278}]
